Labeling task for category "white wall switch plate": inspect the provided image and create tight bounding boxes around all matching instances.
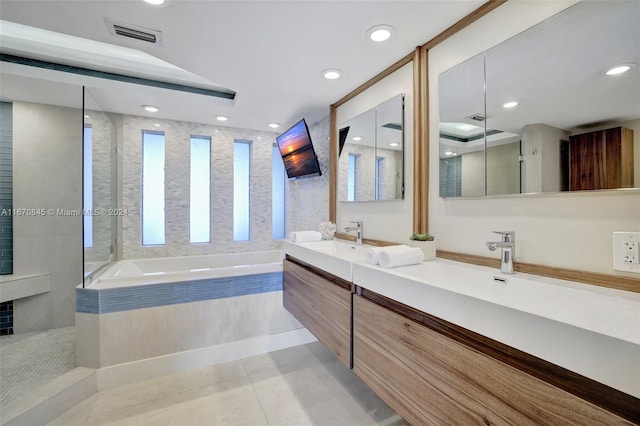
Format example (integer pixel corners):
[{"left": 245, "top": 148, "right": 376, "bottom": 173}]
[{"left": 613, "top": 232, "right": 640, "bottom": 273}]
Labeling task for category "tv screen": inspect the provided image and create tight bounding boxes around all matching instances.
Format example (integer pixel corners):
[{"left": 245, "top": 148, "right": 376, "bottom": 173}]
[{"left": 276, "top": 119, "right": 322, "bottom": 179}]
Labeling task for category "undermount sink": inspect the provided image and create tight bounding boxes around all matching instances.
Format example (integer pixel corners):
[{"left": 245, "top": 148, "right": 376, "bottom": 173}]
[
  {"left": 283, "top": 239, "right": 368, "bottom": 281},
  {"left": 352, "top": 258, "right": 640, "bottom": 398},
  {"left": 353, "top": 259, "right": 640, "bottom": 346}
]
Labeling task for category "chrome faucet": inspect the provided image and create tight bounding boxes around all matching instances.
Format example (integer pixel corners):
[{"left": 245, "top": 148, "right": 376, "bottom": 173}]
[
  {"left": 486, "top": 231, "right": 515, "bottom": 274},
  {"left": 344, "top": 221, "right": 364, "bottom": 245}
]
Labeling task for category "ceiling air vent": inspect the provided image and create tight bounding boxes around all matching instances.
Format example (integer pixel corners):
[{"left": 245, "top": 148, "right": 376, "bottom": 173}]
[
  {"left": 105, "top": 18, "right": 163, "bottom": 45},
  {"left": 466, "top": 113, "right": 485, "bottom": 122},
  {"left": 381, "top": 122, "right": 402, "bottom": 131}
]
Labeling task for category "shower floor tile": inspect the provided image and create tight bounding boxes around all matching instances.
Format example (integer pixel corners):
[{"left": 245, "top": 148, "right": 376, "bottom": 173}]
[{"left": 0, "top": 326, "right": 76, "bottom": 408}]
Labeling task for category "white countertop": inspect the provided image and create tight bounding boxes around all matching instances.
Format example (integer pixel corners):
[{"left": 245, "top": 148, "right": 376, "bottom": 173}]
[
  {"left": 283, "top": 239, "right": 367, "bottom": 281},
  {"left": 352, "top": 259, "right": 640, "bottom": 399},
  {"left": 354, "top": 259, "right": 640, "bottom": 346}
]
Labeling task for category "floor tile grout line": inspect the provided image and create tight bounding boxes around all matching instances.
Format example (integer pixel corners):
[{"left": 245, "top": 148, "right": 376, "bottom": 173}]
[
  {"left": 87, "top": 362, "right": 254, "bottom": 420},
  {"left": 48, "top": 342, "right": 405, "bottom": 425},
  {"left": 69, "top": 394, "right": 97, "bottom": 426},
  {"left": 242, "top": 358, "right": 271, "bottom": 426}
]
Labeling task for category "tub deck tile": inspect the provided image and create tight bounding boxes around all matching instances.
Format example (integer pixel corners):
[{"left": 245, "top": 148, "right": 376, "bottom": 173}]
[{"left": 76, "top": 272, "right": 283, "bottom": 314}]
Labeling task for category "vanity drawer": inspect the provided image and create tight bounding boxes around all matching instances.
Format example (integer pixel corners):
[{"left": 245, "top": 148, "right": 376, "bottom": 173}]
[{"left": 283, "top": 257, "right": 352, "bottom": 367}]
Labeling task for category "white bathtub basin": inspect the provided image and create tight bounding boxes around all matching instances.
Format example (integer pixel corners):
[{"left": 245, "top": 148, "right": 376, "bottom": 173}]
[
  {"left": 87, "top": 250, "right": 284, "bottom": 289},
  {"left": 352, "top": 259, "right": 640, "bottom": 398},
  {"left": 283, "top": 239, "right": 368, "bottom": 281}
]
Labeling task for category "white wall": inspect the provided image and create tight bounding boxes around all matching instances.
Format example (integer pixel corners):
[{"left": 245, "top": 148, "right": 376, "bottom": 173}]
[
  {"left": 335, "top": 63, "right": 414, "bottom": 242},
  {"left": 12, "top": 102, "right": 83, "bottom": 332},
  {"left": 521, "top": 124, "right": 569, "bottom": 193},
  {"left": 429, "top": 0, "right": 640, "bottom": 276}
]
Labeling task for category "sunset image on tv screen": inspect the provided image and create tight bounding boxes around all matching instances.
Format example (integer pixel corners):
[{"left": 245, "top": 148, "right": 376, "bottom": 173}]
[{"left": 277, "top": 120, "right": 321, "bottom": 178}]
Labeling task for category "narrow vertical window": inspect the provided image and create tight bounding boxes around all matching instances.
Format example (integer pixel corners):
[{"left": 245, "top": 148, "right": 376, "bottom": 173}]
[
  {"left": 83, "top": 126, "right": 93, "bottom": 248},
  {"left": 190, "top": 136, "right": 211, "bottom": 243},
  {"left": 233, "top": 140, "right": 251, "bottom": 241},
  {"left": 272, "top": 145, "right": 285, "bottom": 239},
  {"left": 142, "top": 131, "right": 165, "bottom": 245},
  {"left": 348, "top": 153, "right": 357, "bottom": 201}
]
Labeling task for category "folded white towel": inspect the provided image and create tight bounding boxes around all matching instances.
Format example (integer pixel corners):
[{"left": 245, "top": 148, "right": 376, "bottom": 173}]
[
  {"left": 289, "top": 231, "right": 323, "bottom": 243},
  {"left": 378, "top": 247, "right": 424, "bottom": 268},
  {"left": 365, "top": 245, "right": 411, "bottom": 265}
]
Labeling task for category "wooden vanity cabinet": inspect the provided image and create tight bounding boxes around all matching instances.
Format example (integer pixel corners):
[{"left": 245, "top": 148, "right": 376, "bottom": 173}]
[
  {"left": 568, "top": 126, "right": 634, "bottom": 190},
  {"left": 283, "top": 256, "right": 352, "bottom": 367},
  {"left": 353, "top": 290, "right": 636, "bottom": 425}
]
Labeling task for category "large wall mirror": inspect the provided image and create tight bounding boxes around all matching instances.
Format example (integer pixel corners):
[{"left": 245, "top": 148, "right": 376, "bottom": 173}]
[
  {"left": 439, "top": 1, "right": 639, "bottom": 198},
  {"left": 338, "top": 93, "right": 405, "bottom": 202}
]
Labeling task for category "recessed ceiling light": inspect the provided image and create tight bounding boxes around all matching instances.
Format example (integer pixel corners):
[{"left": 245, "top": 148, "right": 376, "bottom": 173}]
[
  {"left": 367, "top": 25, "right": 395, "bottom": 42},
  {"left": 503, "top": 101, "right": 518, "bottom": 108},
  {"left": 390, "top": 142, "right": 399, "bottom": 147},
  {"left": 154, "top": 123, "right": 161, "bottom": 127},
  {"left": 322, "top": 69, "right": 342, "bottom": 80},
  {"left": 606, "top": 63, "right": 636, "bottom": 75},
  {"left": 215, "top": 115, "right": 228, "bottom": 122},
  {"left": 352, "top": 136, "right": 362, "bottom": 141},
  {"left": 84, "top": 114, "right": 90, "bottom": 119},
  {"left": 142, "top": 105, "right": 158, "bottom": 112},
  {"left": 268, "top": 123, "right": 280, "bottom": 129},
  {"left": 444, "top": 151, "right": 458, "bottom": 156},
  {"left": 143, "top": 0, "right": 167, "bottom": 5}
]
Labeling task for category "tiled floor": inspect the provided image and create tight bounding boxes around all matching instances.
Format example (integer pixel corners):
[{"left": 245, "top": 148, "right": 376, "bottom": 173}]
[
  {"left": 48, "top": 342, "right": 407, "bottom": 426},
  {"left": 0, "top": 326, "right": 76, "bottom": 408}
]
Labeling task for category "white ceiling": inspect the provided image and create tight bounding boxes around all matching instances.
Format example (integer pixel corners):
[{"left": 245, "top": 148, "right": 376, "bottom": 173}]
[{"left": 0, "top": 0, "right": 484, "bottom": 132}]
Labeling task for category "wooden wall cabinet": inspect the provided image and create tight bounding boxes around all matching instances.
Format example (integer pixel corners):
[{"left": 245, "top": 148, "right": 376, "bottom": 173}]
[
  {"left": 352, "top": 291, "right": 635, "bottom": 425},
  {"left": 568, "top": 126, "right": 634, "bottom": 191},
  {"left": 283, "top": 256, "right": 352, "bottom": 367}
]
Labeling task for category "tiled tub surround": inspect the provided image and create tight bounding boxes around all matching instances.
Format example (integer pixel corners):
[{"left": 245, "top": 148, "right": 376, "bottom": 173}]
[{"left": 76, "top": 251, "right": 306, "bottom": 383}]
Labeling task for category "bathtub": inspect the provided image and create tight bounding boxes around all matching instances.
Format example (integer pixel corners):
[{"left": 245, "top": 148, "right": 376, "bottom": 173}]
[
  {"left": 75, "top": 250, "right": 307, "bottom": 379},
  {"left": 86, "top": 250, "right": 284, "bottom": 289}
]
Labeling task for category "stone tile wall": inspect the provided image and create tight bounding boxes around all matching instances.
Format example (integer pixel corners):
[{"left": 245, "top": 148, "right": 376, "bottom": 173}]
[{"left": 120, "top": 115, "right": 334, "bottom": 258}]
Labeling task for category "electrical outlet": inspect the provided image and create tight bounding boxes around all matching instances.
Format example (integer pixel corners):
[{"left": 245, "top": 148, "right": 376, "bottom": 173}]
[
  {"left": 624, "top": 240, "right": 639, "bottom": 264},
  {"left": 613, "top": 232, "right": 640, "bottom": 273}
]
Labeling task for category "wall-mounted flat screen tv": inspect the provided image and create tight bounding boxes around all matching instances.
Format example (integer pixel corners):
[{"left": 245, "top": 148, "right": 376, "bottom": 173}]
[{"left": 276, "top": 119, "right": 322, "bottom": 179}]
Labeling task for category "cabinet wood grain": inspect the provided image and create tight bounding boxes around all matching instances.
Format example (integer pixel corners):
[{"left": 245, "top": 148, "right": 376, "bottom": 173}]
[
  {"left": 569, "top": 126, "right": 634, "bottom": 190},
  {"left": 353, "top": 294, "right": 635, "bottom": 425},
  {"left": 283, "top": 257, "right": 352, "bottom": 367}
]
